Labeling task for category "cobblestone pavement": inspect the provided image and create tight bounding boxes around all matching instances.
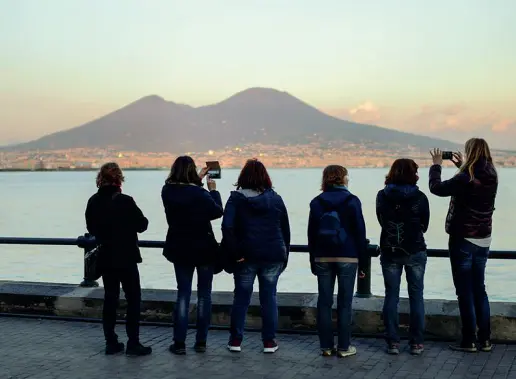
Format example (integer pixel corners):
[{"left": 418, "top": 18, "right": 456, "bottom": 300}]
[{"left": 1, "top": 317, "right": 516, "bottom": 379}]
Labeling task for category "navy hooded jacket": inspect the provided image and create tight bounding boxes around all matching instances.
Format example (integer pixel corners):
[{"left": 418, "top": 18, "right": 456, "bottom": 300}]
[
  {"left": 376, "top": 184, "right": 430, "bottom": 256},
  {"left": 308, "top": 186, "right": 368, "bottom": 272},
  {"left": 221, "top": 189, "right": 291, "bottom": 265},
  {"left": 162, "top": 183, "right": 223, "bottom": 266}
]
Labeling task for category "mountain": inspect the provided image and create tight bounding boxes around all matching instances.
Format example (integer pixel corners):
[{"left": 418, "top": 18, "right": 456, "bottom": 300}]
[{"left": 5, "top": 88, "right": 459, "bottom": 153}]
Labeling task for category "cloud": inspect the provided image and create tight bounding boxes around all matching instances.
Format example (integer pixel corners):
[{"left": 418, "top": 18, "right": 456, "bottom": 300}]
[
  {"left": 326, "top": 101, "right": 383, "bottom": 124},
  {"left": 323, "top": 102, "right": 516, "bottom": 149}
]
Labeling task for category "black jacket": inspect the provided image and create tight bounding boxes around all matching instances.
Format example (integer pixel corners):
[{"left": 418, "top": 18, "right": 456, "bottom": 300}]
[
  {"left": 376, "top": 184, "right": 430, "bottom": 256},
  {"left": 308, "top": 186, "right": 368, "bottom": 272},
  {"left": 162, "top": 183, "right": 223, "bottom": 266},
  {"left": 85, "top": 185, "right": 148, "bottom": 268},
  {"left": 429, "top": 160, "right": 497, "bottom": 238},
  {"left": 221, "top": 189, "right": 290, "bottom": 265}
]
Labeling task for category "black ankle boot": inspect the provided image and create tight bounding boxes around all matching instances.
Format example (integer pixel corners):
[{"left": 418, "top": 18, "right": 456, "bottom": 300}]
[
  {"left": 126, "top": 342, "right": 152, "bottom": 356},
  {"left": 169, "top": 341, "right": 186, "bottom": 355},
  {"left": 105, "top": 341, "right": 125, "bottom": 355}
]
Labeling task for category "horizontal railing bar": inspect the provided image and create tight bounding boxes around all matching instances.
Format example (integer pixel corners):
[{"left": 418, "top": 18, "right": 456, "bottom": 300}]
[{"left": 0, "top": 236, "right": 515, "bottom": 259}]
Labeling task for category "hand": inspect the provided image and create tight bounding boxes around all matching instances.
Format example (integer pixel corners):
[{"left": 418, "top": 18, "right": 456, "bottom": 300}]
[
  {"left": 430, "top": 148, "right": 443, "bottom": 166},
  {"left": 451, "top": 151, "right": 463, "bottom": 169},
  {"left": 236, "top": 258, "right": 245, "bottom": 263},
  {"left": 207, "top": 178, "right": 216, "bottom": 191},
  {"left": 358, "top": 271, "right": 366, "bottom": 279},
  {"left": 198, "top": 167, "right": 209, "bottom": 180}
]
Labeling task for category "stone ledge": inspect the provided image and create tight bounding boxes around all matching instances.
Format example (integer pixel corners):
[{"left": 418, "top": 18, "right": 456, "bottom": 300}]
[{"left": 1, "top": 280, "right": 516, "bottom": 341}]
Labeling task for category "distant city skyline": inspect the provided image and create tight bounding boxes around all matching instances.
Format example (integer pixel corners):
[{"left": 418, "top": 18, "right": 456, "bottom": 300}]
[{"left": 1, "top": 0, "right": 515, "bottom": 148}]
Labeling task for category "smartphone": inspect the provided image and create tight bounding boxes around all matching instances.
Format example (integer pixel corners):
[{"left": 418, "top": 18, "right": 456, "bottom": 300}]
[
  {"left": 442, "top": 151, "right": 453, "bottom": 160},
  {"left": 206, "top": 161, "right": 221, "bottom": 179}
]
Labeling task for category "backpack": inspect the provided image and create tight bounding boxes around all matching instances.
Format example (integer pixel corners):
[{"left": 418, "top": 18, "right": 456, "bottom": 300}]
[
  {"left": 380, "top": 194, "right": 415, "bottom": 256},
  {"left": 316, "top": 196, "right": 353, "bottom": 252}
]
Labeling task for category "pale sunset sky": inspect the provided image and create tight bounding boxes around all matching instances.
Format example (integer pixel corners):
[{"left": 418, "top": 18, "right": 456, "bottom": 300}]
[{"left": 1, "top": 0, "right": 515, "bottom": 148}]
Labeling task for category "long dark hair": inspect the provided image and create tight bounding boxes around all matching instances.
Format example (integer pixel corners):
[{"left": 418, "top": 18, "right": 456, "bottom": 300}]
[
  {"left": 385, "top": 159, "right": 419, "bottom": 186},
  {"left": 235, "top": 159, "right": 272, "bottom": 192},
  {"left": 166, "top": 156, "right": 202, "bottom": 186}
]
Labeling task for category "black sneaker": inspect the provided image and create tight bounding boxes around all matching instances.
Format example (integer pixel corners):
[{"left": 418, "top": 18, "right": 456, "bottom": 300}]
[
  {"left": 479, "top": 341, "right": 493, "bottom": 352},
  {"left": 449, "top": 342, "right": 477, "bottom": 353},
  {"left": 193, "top": 341, "right": 207, "bottom": 353},
  {"left": 105, "top": 341, "right": 124, "bottom": 355},
  {"left": 126, "top": 342, "right": 152, "bottom": 356},
  {"left": 169, "top": 342, "right": 186, "bottom": 355}
]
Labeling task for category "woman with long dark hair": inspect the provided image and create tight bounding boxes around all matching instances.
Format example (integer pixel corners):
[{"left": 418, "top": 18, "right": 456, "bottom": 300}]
[
  {"left": 376, "top": 159, "right": 429, "bottom": 356},
  {"left": 85, "top": 162, "right": 152, "bottom": 356},
  {"left": 429, "top": 138, "right": 498, "bottom": 352},
  {"left": 308, "top": 165, "right": 367, "bottom": 358},
  {"left": 222, "top": 159, "right": 290, "bottom": 354},
  {"left": 162, "top": 156, "right": 223, "bottom": 355}
]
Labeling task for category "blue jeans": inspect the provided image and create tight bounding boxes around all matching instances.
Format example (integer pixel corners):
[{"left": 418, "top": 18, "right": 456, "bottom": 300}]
[
  {"left": 173, "top": 263, "right": 214, "bottom": 343},
  {"left": 381, "top": 251, "right": 427, "bottom": 345},
  {"left": 449, "top": 236, "right": 491, "bottom": 344},
  {"left": 314, "top": 262, "right": 357, "bottom": 350},
  {"left": 230, "top": 262, "right": 283, "bottom": 342}
]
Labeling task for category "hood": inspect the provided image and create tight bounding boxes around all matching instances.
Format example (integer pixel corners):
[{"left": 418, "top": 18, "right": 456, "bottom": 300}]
[
  {"left": 318, "top": 186, "right": 353, "bottom": 206},
  {"left": 383, "top": 184, "right": 419, "bottom": 200},
  {"left": 234, "top": 188, "right": 276, "bottom": 212}
]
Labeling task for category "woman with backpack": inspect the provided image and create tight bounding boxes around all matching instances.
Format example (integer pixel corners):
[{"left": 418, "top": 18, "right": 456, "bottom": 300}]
[
  {"left": 307, "top": 165, "right": 368, "bottom": 358},
  {"left": 162, "top": 156, "right": 224, "bottom": 355},
  {"left": 222, "top": 159, "right": 290, "bottom": 354},
  {"left": 429, "top": 138, "right": 498, "bottom": 353},
  {"left": 376, "top": 159, "right": 430, "bottom": 356}
]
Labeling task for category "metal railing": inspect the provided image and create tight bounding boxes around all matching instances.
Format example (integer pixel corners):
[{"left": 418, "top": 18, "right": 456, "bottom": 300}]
[{"left": 1, "top": 235, "right": 515, "bottom": 298}]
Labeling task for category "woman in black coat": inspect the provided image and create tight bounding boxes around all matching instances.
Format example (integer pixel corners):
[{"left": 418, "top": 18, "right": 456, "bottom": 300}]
[
  {"left": 85, "top": 162, "right": 151, "bottom": 356},
  {"left": 162, "top": 156, "right": 223, "bottom": 355}
]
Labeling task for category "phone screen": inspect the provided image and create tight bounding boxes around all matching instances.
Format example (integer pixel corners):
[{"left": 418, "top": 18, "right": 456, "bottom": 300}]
[{"left": 206, "top": 161, "right": 221, "bottom": 179}]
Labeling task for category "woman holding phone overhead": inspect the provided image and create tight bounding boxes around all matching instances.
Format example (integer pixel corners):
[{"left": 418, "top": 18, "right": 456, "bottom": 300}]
[{"left": 161, "top": 156, "right": 224, "bottom": 355}]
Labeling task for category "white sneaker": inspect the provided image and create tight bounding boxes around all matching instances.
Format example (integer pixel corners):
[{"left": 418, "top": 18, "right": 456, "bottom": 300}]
[{"left": 337, "top": 346, "right": 357, "bottom": 358}]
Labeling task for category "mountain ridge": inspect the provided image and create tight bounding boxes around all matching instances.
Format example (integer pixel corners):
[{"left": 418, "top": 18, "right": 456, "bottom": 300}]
[{"left": 3, "top": 87, "right": 460, "bottom": 153}]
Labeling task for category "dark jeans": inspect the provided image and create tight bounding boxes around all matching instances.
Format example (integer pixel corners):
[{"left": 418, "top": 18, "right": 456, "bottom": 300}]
[
  {"left": 314, "top": 261, "right": 357, "bottom": 350},
  {"left": 449, "top": 236, "right": 491, "bottom": 344},
  {"left": 230, "top": 262, "right": 283, "bottom": 342},
  {"left": 173, "top": 263, "right": 214, "bottom": 343},
  {"left": 381, "top": 251, "right": 427, "bottom": 345},
  {"left": 102, "top": 263, "right": 141, "bottom": 345}
]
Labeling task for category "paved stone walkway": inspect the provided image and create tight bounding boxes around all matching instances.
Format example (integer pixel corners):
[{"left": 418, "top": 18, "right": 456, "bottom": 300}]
[{"left": 1, "top": 317, "right": 515, "bottom": 379}]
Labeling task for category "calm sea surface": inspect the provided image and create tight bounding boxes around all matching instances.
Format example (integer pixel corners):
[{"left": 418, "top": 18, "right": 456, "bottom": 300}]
[{"left": 1, "top": 168, "right": 515, "bottom": 301}]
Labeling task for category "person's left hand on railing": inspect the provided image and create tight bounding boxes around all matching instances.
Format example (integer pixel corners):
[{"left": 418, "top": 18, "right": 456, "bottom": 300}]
[
  {"left": 430, "top": 148, "right": 443, "bottom": 166},
  {"left": 358, "top": 271, "right": 366, "bottom": 279}
]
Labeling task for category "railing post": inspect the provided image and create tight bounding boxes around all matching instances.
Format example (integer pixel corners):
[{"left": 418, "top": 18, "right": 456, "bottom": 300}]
[
  {"left": 355, "top": 239, "right": 373, "bottom": 298},
  {"left": 79, "top": 233, "right": 99, "bottom": 288}
]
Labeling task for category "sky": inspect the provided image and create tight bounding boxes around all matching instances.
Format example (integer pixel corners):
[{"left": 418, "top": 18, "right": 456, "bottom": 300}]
[{"left": 1, "top": 0, "right": 516, "bottom": 148}]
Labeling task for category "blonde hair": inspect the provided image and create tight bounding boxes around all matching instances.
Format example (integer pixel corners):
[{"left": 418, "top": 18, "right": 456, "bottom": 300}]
[{"left": 459, "top": 138, "right": 494, "bottom": 181}]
